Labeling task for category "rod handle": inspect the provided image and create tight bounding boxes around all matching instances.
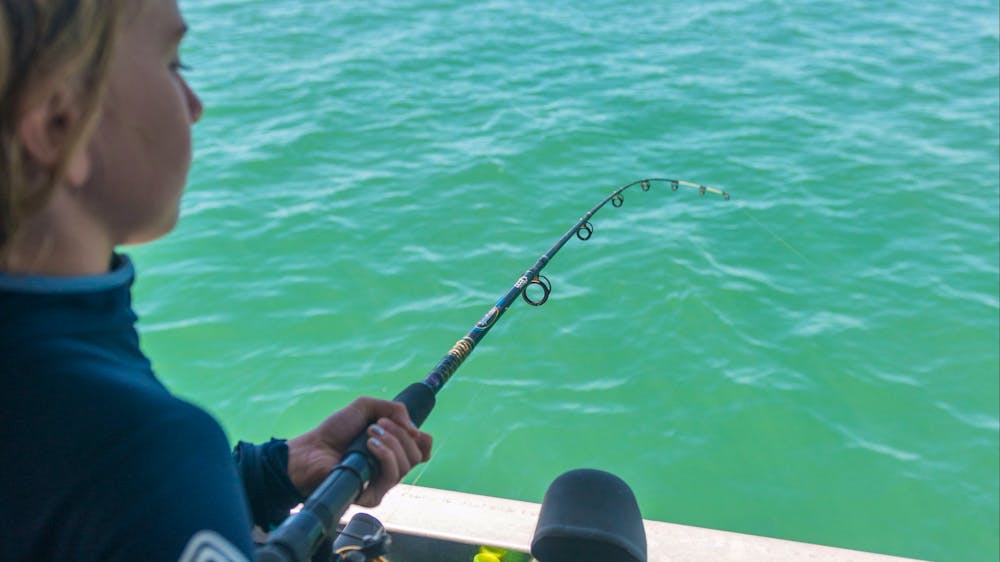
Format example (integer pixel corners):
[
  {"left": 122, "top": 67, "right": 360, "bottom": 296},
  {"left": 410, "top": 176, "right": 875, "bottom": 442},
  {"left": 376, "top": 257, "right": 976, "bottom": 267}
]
[
  {"left": 257, "top": 382, "right": 436, "bottom": 562},
  {"left": 393, "top": 381, "right": 437, "bottom": 428},
  {"left": 257, "top": 455, "right": 367, "bottom": 562}
]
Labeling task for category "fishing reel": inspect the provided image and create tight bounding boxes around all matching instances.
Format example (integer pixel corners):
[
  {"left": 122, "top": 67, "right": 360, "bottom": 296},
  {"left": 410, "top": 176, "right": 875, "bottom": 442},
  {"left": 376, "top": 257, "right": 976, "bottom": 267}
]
[{"left": 330, "top": 513, "right": 391, "bottom": 562}]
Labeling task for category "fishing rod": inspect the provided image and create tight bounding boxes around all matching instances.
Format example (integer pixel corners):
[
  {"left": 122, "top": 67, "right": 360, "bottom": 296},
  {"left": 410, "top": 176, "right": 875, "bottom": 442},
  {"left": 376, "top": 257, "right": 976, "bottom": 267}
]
[{"left": 256, "top": 177, "right": 729, "bottom": 562}]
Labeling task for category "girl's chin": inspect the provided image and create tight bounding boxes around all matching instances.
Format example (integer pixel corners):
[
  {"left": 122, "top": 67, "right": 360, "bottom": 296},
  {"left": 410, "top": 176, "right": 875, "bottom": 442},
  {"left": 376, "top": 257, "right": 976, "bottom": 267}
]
[{"left": 120, "top": 208, "right": 182, "bottom": 247}]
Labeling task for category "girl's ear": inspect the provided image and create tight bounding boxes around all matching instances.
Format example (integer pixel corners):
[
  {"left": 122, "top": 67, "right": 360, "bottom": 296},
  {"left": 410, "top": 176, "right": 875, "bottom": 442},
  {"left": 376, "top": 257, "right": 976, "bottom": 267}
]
[{"left": 16, "top": 81, "right": 92, "bottom": 187}]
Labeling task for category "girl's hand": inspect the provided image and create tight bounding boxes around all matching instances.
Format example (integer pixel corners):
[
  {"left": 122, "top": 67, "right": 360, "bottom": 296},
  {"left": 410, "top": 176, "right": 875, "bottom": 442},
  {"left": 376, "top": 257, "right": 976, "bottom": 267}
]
[{"left": 285, "top": 397, "right": 433, "bottom": 507}]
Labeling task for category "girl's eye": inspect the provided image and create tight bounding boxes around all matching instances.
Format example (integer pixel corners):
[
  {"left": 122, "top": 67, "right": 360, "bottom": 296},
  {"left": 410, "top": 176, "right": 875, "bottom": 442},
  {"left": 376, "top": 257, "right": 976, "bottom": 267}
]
[{"left": 171, "top": 61, "right": 192, "bottom": 72}]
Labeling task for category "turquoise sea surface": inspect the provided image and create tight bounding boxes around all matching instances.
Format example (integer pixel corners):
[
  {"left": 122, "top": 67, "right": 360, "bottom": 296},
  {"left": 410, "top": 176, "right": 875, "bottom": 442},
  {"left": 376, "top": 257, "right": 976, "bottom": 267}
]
[{"left": 136, "top": 1, "right": 999, "bottom": 560}]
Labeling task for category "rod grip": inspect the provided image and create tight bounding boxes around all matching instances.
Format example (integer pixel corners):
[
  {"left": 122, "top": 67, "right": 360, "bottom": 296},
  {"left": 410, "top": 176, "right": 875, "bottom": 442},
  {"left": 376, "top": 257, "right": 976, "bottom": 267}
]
[{"left": 393, "top": 381, "right": 436, "bottom": 428}]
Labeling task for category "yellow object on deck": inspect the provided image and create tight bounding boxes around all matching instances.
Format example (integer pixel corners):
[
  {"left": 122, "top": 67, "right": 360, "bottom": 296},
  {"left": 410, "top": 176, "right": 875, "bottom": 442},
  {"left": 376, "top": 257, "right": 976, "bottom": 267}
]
[{"left": 473, "top": 545, "right": 507, "bottom": 561}]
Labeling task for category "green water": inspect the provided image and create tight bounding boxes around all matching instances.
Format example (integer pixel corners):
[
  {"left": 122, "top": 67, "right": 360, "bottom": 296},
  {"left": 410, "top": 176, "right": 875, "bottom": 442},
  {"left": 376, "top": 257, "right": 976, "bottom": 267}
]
[{"left": 134, "top": 1, "right": 999, "bottom": 560}]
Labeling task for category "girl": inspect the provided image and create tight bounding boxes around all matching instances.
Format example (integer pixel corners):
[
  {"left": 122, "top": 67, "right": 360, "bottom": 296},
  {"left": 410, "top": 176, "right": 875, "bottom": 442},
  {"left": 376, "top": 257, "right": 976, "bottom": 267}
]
[{"left": 0, "top": 1, "right": 432, "bottom": 560}]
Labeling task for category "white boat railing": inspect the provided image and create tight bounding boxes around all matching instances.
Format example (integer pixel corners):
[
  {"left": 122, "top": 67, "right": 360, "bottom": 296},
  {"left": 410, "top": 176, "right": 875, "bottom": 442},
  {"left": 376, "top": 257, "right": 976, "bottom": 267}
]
[{"left": 339, "top": 484, "right": 926, "bottom": 562}]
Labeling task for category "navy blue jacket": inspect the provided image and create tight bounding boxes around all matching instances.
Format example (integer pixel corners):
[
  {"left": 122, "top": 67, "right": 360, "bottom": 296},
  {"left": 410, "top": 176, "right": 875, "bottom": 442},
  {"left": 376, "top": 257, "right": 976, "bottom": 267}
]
[{"left": 0, "top": 255, "right": 295, "bottom": 561}]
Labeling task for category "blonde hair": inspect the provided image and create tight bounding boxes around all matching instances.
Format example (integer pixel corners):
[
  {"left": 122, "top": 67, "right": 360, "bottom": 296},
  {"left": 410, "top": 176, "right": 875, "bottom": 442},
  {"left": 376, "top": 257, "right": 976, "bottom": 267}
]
[{"left": 0, "top": 0, "right": 126, "bottom": 261}]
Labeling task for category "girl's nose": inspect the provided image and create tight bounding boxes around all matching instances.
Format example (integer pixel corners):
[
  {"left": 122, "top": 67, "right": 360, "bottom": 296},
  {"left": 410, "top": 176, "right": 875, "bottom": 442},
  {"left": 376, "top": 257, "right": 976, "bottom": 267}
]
[{"left": 183, "top": 79, "right": 203, "bottom": 124}]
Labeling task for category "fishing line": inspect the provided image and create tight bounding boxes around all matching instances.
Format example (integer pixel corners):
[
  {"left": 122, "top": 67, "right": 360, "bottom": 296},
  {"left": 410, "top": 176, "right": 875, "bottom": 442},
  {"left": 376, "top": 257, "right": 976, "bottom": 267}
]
[
  {"left": 737, "top": 205, "right": 814, "bottom": 266},
  {"left": 258, "top": 177, "right": 730, "bottom": 562}
]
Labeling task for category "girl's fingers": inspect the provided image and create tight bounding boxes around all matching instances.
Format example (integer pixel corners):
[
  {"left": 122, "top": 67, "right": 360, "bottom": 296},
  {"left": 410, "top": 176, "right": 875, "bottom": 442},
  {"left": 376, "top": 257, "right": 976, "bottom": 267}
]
[
  {"left": 381, "top": 401, "right": 418, "bottom": 437},
  {"left": 378, "top": 421, "right": 415, "bottom": 476},
  {"left": 414, "top": 430, "right": 433, "bottom": 463},
  {"left": 362, "top": 432, "right": 400, "bottom": 507},
  {"left": 376, "top": 418, "right": 425, "bottom": 468}
]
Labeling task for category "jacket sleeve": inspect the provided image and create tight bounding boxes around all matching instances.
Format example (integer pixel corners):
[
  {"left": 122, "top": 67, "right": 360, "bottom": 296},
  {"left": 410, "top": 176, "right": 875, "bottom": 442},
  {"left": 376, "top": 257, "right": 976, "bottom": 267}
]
[{"left": 232, "top": 438, "right": 306, "bottom": 529}]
